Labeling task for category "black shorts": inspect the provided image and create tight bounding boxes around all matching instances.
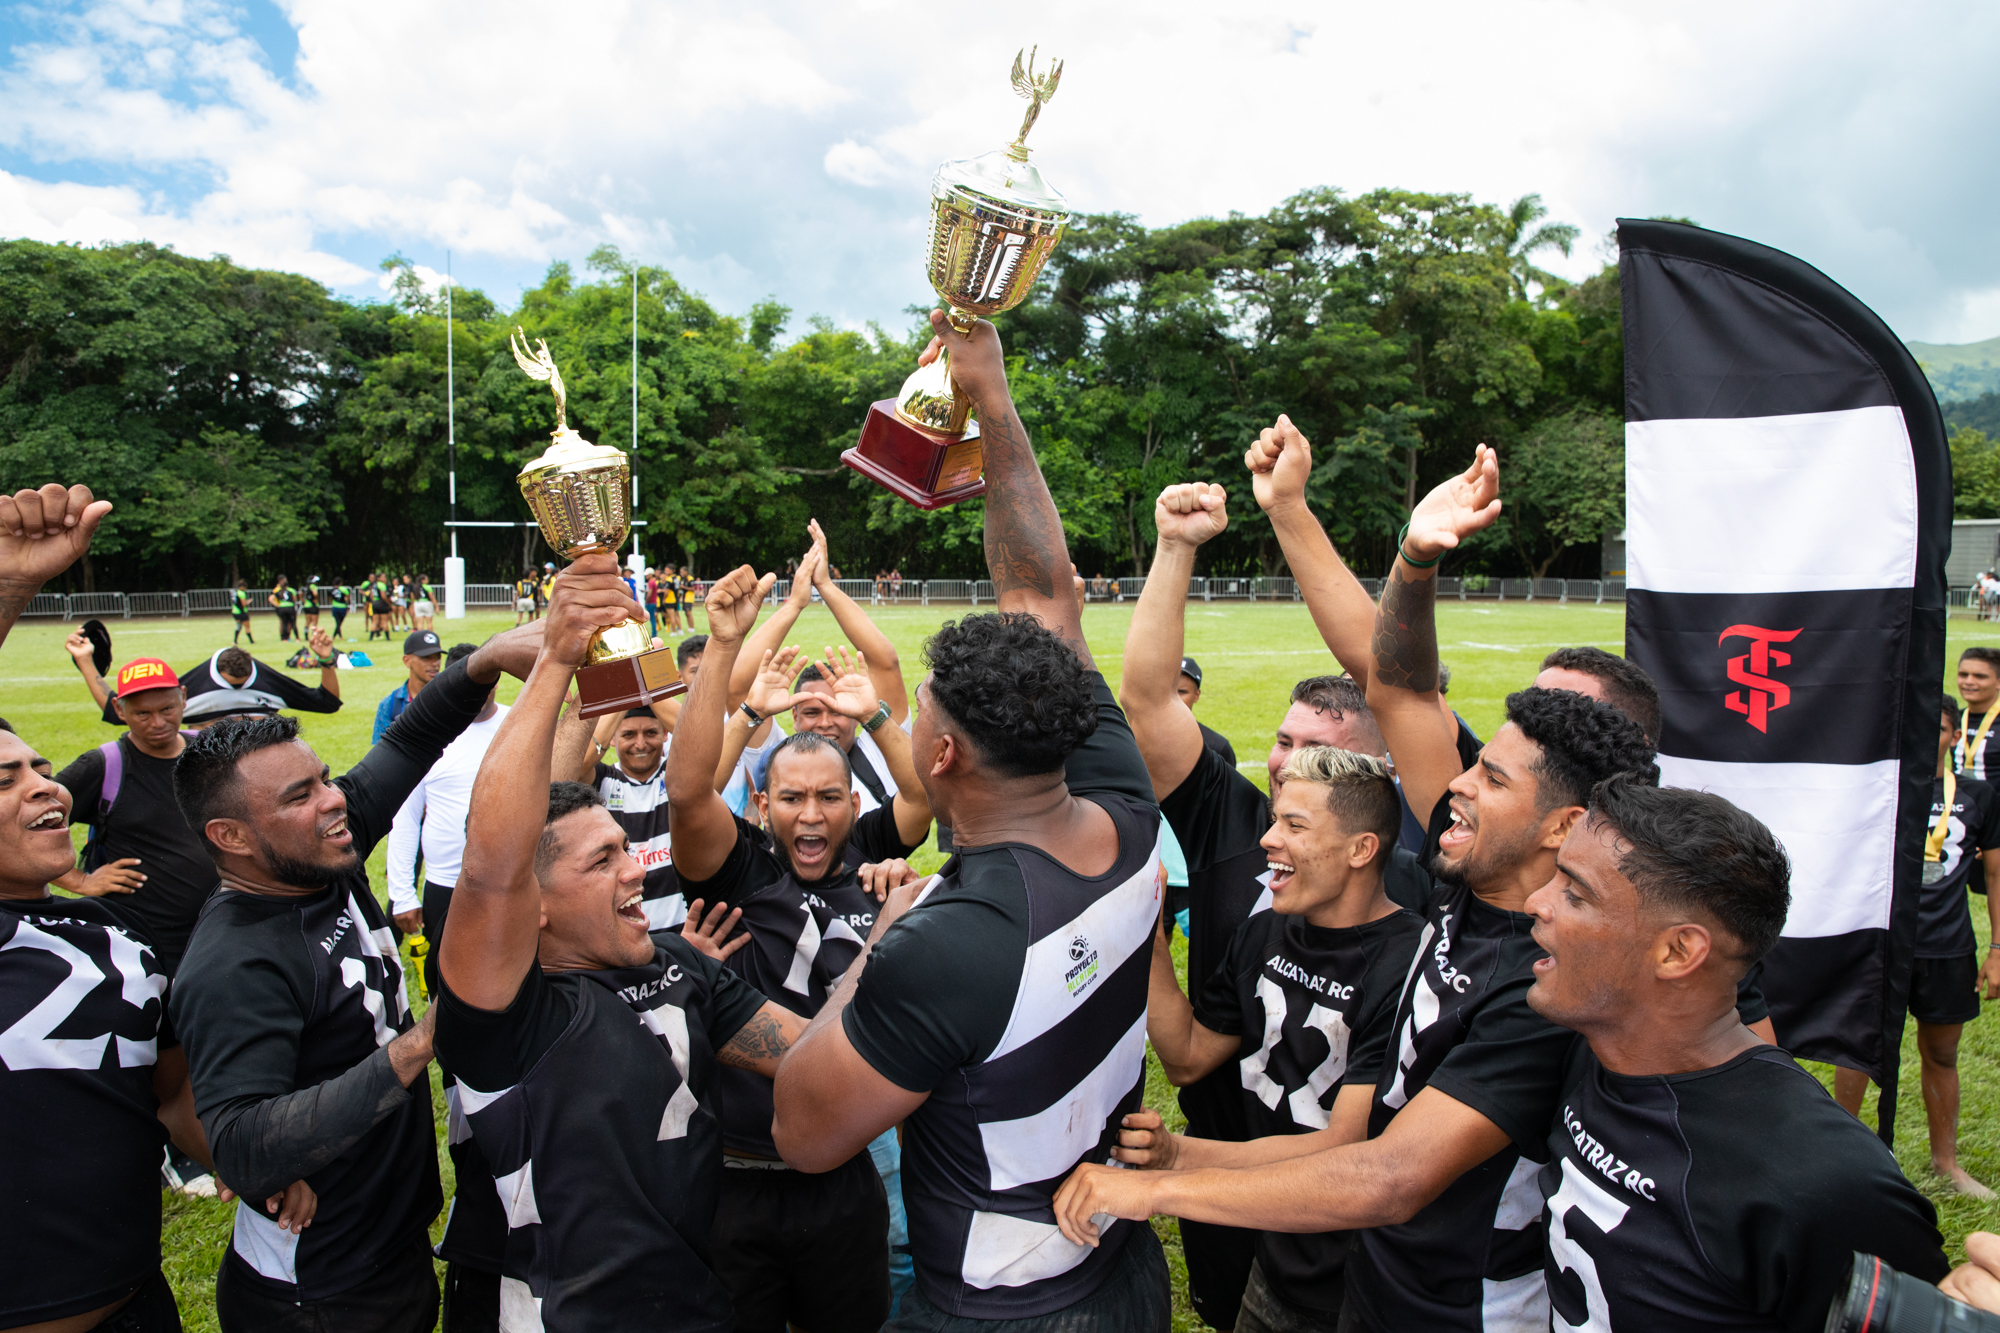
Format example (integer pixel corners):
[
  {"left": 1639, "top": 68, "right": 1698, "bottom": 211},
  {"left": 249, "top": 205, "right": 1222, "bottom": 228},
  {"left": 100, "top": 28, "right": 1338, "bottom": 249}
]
[
  {"left": 1910, "top": 952, "right": 1982, "bottom": 1025},
  {"left": 711, "top": 1152, "right": 888, "bottom": 1333}
]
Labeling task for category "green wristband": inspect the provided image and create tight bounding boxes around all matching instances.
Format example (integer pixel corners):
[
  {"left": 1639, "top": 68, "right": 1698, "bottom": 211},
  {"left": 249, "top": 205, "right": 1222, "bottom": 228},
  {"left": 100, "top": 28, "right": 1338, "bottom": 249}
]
[{"left": 1397, "top": 523, "right": 1442, "bottom": 569}]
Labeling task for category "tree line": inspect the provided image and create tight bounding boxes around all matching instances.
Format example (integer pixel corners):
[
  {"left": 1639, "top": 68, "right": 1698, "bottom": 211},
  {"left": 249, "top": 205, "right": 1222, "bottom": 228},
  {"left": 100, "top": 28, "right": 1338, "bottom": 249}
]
[{"left": 0, "top": 189, "right": 1635, "bottom": 591}]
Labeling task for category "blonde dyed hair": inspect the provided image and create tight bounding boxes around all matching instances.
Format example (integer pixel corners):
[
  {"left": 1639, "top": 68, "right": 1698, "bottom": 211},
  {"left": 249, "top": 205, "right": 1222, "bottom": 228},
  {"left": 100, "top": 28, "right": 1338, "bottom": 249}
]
[{"left": 1275, "top": 745, "right": 1401, "bottom": 857}]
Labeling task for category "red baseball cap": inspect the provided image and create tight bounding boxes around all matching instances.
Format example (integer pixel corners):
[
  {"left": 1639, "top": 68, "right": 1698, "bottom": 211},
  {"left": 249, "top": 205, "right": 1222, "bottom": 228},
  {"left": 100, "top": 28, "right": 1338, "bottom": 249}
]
[{"left": 114, "top": 658, "right": 181, "bottom": 697}]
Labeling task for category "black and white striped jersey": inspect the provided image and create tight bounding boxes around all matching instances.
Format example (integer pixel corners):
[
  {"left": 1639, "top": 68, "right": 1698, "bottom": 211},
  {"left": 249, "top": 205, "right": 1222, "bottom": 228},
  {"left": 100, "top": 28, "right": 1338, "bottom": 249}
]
[
  {"left": 434, "top": 935, "right": 766, "bottom": 1333},
  {"left": 0, "top": 897, "right": 173, "bottom": 1327},
  {"left": 676, "top": 806, "right": 916, "bottom": 1157},
  {"left": 593, "top": 759, "right": 683, "bottom": 931},
  {"left": 1541, "top": 1041, "right": 1946, "bottom": 1330},
  {"left": 1347, "top": 869, "right": 1574, "bottom": 1333},
  {"left": 1192, "top": 906, "right": 1424, "bottom": 1315},
  {"left": 842, "top": 673, "right": 1166, "bottom": 1319}
]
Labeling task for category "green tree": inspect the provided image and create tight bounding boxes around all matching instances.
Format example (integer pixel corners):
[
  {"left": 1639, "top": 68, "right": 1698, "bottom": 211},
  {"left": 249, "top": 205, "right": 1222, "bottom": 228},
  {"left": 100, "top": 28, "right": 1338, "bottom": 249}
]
[
  {"left": 1951, "top": 425, "right": 2000, "bottom": 518},
  {"left": 1470, "top": 408, "right": 1625, "bottom": 579}
]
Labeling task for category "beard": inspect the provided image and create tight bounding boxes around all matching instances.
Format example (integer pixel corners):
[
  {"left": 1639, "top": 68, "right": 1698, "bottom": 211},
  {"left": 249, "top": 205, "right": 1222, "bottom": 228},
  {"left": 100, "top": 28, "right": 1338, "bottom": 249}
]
[
  {"left": 255, "top": 829, "right": 361, "bottom": 891},
  {"left": 1431, "top": 818, "right": 1540, "bottom": 896}
]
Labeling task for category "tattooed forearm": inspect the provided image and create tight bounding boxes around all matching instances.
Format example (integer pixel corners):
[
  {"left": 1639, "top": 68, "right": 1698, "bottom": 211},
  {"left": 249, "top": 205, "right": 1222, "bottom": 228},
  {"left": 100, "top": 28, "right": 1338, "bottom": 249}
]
[
  {"left": 718, "top": 1005, "right": 794, "bottom": 1072},
  {"left": 979, "top": 406, "right": 1062, "bottom": 602},
  {"left": 1371, "top": 565, "right": 1440, "bottom": 694}
]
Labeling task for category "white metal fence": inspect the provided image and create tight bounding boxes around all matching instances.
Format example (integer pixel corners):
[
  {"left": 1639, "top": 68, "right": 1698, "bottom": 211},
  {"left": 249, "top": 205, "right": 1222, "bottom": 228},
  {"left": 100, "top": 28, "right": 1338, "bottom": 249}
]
[{"left": 16, "top": 575, "right": 1633, "bottom": 620}]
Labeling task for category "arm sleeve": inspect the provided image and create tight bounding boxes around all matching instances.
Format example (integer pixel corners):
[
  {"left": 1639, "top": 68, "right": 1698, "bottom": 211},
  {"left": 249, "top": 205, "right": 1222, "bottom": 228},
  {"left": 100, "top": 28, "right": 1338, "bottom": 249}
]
[
  {"left": 1159, "top": 745, "right": 1267, "bottom": 872},
  {"left": 1421, "top": 977, "right": 1578, "bottom": 1155},
  {"left": 203, "top": 1051, "right": 413, "bottom": 1201},
  {"left": 672, "top": 821, "right": 761, "bottom": 901},
  {"left": 371, "top": 692, "right": 397, "bottom": 746},
  {"left": 54, "top": 747, "right": 106, "bottom": 826},
  {"left": 1190, "top": 925, "right": 1248, "bottom": 1036},
  {"left": 337, "top": 662, "right": 486, "bottom": 861},
  {"left": 384, "top": 781, "right": 426, "bottom": 914},
  {"left": 268, "top": 668, "right": 341, "bottom": 715},
  {"left": 433, "top": 965, "right": 572, "bottom": 1095},
  {"left": 842, "top": 890, "right": 1024, "bottom": 1092},
  {"left": 1062, "top": 672, "right": 1158, "bottom": 806},
  {"left": 852, "top": 803, "right": 921, "bottom": 863}
]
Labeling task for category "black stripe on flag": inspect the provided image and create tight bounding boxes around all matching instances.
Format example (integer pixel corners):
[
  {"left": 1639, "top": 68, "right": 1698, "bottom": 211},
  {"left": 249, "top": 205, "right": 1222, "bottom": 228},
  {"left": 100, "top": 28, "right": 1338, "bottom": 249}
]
[
  {"left": 1756, "top": 930, "right": 1889, "bottom": 1073},
  {"left": 1627, "top": 588, "right": 1908, "bottom": 766}
]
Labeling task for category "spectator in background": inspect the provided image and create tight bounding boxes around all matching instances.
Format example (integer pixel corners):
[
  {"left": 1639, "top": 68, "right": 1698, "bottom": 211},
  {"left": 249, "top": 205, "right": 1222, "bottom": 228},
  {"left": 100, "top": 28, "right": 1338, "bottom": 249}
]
[
  {"left": 375, "top": 630, "right": 444, "bottom": 744},
  {"left": 328, "top": 579, "right": 351, "bottom": 641},
  {"left": 73, "top": 636, "right": 343, "bottom": 730},
  {"left": 413, "top": 575, "right": 436, "bottom": 631},
  {"left": 269, "top": 575, "right": 298, "bottom": 642},
  {"left": 1175, "top": 656, "right": 1238, "bottom": 768},
  {"left": 231, "top": 579, "right": 255, "bottom": 645},
  {"left": 300, "top": 577, "right": 321, "bottom": 637},
  {"left": 644, "top": 566, "right": 661, "bottom": 639},
  {"left": 514, "top": 569, "right": 537, "bottom": 626}
]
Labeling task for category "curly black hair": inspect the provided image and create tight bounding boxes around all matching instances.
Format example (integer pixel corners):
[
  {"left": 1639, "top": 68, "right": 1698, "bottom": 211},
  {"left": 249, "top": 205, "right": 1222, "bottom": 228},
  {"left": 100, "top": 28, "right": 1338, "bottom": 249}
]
[
  {"left": 924, "top": 612, "right": 1097, "bottom": 778},
  {"left": 173, "top": 714, "right": 303, "bottom": 856},
  {"left": 537, "top": 780, "right": 607, "bottom": 877},
  {"left": 1588, "top": 771, "right": 1791, "bottom": 963},
  {"left": 1504, "top": 687, "right": 1658, "bottom": 812},
  {"left": 1539, "top": 646, "right": 1663, "bottom": 740}
]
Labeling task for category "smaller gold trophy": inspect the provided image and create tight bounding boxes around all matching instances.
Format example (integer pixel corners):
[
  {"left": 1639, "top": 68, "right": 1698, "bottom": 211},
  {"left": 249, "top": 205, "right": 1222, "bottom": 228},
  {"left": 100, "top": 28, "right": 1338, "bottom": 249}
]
[
  {"left": 511, "top": 329, "right": 684, "bottom": 717},
  {"left": 842, "top": 48, "right": 1073, "bottom": 509}
]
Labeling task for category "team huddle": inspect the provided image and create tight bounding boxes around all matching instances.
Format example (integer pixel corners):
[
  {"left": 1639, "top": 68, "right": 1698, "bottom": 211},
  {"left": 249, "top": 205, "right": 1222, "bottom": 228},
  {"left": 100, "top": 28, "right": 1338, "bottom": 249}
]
[{"left": 6, "top": 309, "right": 2000, "bottom": 1333}]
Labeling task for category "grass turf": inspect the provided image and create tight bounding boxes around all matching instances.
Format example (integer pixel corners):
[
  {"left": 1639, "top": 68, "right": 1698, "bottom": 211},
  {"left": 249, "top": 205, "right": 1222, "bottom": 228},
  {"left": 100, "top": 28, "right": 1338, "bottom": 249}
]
[{"left": 4, "top": 597, "right": 1998, "bottom": 1331}]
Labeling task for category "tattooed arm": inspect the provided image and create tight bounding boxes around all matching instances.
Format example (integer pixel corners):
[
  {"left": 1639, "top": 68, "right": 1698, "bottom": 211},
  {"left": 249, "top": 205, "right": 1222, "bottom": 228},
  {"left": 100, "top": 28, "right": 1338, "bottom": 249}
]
[
  {"left": 1364, "top": 446, "right": 1503, "bottom": 825},
  {"left": 920, "top": 312, "right": 1088, "bottom": 659},
  {"left": 0, "top": 485, "right": 112, "bottom": 649},
  {"left": 717, "top": 1001, "right": 809, "bottom": 1078}
]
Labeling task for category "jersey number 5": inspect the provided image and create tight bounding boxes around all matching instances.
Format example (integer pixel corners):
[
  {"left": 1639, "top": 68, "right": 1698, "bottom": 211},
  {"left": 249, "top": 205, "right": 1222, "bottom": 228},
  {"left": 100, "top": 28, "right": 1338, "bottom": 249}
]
[{"left": 1546, "top": 1158, "right": 1632, "bottom": 1333}]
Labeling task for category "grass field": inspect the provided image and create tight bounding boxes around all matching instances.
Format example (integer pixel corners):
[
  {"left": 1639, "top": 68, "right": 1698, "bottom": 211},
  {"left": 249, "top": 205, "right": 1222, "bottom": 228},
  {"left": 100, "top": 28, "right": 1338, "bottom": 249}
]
[{"left": 7, "top": 597, "right": 2000, "bottom": 1330}]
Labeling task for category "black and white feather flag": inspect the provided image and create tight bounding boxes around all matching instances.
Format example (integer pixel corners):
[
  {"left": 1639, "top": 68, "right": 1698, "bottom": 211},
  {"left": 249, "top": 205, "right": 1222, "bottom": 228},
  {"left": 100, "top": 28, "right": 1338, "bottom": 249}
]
[{"left": 1619, "top": 218, "right": 1950, "bottom": 1140}]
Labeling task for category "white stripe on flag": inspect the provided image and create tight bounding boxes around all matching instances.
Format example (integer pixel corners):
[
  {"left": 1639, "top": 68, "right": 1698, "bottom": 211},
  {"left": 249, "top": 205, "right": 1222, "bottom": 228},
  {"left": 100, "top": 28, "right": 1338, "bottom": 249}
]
[
  {"left": 1628, "top": 406, "right": 1916, "bottom": 594},
  {"left": 1659, "top": 755, "right": 1896, "bottom": 938}
]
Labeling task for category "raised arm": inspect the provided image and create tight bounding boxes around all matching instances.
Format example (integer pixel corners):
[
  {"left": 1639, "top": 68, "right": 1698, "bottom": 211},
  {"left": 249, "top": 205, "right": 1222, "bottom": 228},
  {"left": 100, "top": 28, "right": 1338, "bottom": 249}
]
[
  {"left": 308, "top": 626, "right": 341, "bottom": 701},
  {"left": 669, "top": 567, "right": 782, "bottom": 882},
  {"left": 814, "top": 645, "right": 933, "bottom": 847},
  {"left": 1121, "top": 483, "right": 1227, "bottom": 799},
  {"left": 1144, "top": 917, "right": 1237, "bottom": 1086},
  {"left": 718, "top": 646, "right": 809, "bottom": 794},
  {"left": 728, "top": 536, "right": 822, "bottom": 709},
  {"left": 65, "top": 630, "right": 112, "bottom": 712},
  {"left": 0, "top": 484, "right": 111, "bottom": 648},
  {"left": 1251, "top": 416, "right": 1378, "bottom": 685},
  {"left": 441, "top": 554, "right": 641, "bottom": 1012},
  {"left": 1365, "top": 446, "right": 1502, "bottom": 824},
  {"left": 808, "top": 519, "right": 908, "bottom": 724},
  {"left": 928, "top": 313, "right": 1085, "bottom": 657}
]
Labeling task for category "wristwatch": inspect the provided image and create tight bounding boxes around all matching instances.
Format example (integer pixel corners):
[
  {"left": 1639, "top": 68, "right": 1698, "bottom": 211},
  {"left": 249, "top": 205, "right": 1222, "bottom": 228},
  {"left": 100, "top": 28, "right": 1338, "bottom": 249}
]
[{"left": 862, "top": 701, "right": 892, "bottom": 733}]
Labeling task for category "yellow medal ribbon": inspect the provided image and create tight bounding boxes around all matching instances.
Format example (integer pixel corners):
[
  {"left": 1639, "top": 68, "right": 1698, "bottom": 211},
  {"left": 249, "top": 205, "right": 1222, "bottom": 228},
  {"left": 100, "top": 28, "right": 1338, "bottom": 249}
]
[
  {"left": 1960, "top": 705, "right": 2000, "bottom": 777},
  {"left": 1927, "top": 766, "right": 1959, "bottom": 863}
]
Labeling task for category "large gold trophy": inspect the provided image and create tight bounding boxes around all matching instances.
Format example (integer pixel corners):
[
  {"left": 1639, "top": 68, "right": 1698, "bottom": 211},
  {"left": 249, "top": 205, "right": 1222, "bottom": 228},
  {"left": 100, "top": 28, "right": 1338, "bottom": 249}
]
[
  {"left": 841, "top": 49, "right": 1073, "bottom": 509},
  {"left": 511, "top": 329, "right": 685, "bottom": 717}
]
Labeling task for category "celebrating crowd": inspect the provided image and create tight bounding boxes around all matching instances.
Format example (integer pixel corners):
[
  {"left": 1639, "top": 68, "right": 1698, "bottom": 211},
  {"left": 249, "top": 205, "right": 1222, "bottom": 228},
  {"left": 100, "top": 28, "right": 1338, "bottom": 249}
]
[{"left": 9, "top": 311, "right": 2000, "bottom": 1333}]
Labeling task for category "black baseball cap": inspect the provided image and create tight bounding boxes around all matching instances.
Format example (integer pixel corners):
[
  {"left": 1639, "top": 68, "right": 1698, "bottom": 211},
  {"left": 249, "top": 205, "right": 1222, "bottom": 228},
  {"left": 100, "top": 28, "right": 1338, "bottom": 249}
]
[
  {"left": 404, "top": 630, "right": 443, "bottom": 657},
  {"left": 1180, "top": 656, "right": 1202, "bottom": 686}
]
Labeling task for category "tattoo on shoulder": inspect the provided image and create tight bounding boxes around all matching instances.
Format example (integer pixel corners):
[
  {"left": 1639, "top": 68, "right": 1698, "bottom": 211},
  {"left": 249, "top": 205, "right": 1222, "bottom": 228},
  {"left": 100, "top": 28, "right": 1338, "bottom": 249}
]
[
  {"left": 1372, "top": 566, "right": 1440, "bottom": 693},
  {"left": 718, "top": 1006, "right": 790, "bottom": 1070}
]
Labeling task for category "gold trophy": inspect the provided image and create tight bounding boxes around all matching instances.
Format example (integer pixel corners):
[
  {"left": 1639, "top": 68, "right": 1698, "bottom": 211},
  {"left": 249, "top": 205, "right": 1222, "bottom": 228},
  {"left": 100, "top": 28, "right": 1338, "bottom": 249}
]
[
  {"left": 511, "top": 328, "right": 685, "bottom": 717},
  {"left": 842, "top": 48, "right": 1073, "bottom": 509}
]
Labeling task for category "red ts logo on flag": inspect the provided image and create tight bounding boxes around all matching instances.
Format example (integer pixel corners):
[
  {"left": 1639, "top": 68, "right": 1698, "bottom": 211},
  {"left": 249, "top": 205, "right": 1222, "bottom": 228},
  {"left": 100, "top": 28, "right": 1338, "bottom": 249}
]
[{"left": 1719, "top": 625, "right": 1803, "bottom": 732}]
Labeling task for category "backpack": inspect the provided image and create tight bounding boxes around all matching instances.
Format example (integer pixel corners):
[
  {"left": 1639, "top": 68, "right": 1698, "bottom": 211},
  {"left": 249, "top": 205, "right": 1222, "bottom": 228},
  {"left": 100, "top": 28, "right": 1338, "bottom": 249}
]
[{"left": 81, "top": 734, "right": 196, "bottom": 871}]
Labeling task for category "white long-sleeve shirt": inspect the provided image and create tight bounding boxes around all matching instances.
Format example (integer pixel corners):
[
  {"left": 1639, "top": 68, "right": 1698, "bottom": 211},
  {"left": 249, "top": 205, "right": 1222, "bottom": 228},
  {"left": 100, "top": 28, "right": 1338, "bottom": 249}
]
[{"left": 385, "top": 704, "right": 510, "bottom": 914}]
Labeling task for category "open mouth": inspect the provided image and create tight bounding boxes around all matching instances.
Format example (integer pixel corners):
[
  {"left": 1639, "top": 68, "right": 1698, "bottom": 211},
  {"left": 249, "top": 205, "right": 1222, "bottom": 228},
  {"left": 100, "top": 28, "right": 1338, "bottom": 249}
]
[
  {"left": 1439, "top": 804, "right": 1473, "bottom": 852},
  {"left": 25, "top": 808, "right": 65, "bottom": 834},
  {"left": 1266, "top": 859, "right": 1296, "bottom": 892},
  {"left": 320, "top": 816, "right": 351, "bottom": 846},
  {"left": 616, "top": 890, "right": 647, "bottom": 927},
  {"left": 792, "top": 834, "right": 829, "bottom": 866}
]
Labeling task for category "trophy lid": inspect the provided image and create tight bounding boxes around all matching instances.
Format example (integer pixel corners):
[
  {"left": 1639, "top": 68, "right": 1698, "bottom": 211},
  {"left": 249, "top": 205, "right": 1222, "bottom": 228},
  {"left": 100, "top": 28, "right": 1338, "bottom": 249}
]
[{"left": 933, "top": 148, "right": 1068, "bottom": 222}]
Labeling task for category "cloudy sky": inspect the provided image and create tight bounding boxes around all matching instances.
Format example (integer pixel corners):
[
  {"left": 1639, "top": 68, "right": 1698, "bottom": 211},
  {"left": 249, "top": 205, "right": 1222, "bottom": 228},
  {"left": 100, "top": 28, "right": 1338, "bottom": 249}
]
[{"left": 1, "top": 0, "right": 1995, "bottom": 344}]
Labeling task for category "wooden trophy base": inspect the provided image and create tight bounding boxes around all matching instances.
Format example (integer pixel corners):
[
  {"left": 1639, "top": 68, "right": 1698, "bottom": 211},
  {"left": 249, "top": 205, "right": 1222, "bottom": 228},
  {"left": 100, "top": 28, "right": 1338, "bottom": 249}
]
[
  {"left": 576, "top": 646, "right": 686, "bottom": 719},
  {"left": 841, "top": 399, "right": 988, "bottom": 510}
]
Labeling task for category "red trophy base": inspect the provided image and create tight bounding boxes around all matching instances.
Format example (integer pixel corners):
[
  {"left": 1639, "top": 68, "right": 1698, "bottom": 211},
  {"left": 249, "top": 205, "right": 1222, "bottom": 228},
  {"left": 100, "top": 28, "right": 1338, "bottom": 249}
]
[
  {"left": 841, "top": 399, "right": 987, "bottom": 510},
  {"left": 576, "top": 646, "right": 686, "bottom": 719}
]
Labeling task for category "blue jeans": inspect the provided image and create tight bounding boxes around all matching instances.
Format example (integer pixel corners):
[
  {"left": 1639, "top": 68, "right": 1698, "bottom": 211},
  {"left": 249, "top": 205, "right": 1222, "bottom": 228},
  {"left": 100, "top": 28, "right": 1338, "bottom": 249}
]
[{"left": 887, "top": 1224, "right": 1169, "bottom": 1333}]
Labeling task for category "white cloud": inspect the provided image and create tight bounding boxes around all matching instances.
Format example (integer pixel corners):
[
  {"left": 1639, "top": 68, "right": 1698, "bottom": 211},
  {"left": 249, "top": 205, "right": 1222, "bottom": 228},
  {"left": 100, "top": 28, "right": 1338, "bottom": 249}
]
[{"left": 0, "top": 0, "right": 1993, "bottom": 343}]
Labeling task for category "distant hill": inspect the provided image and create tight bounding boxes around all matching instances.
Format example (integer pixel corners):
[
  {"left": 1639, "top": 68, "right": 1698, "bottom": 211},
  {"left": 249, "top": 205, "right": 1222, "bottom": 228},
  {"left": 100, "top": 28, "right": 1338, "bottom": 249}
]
[
  {"left": 1910, "top": 335, "right": 2000, "bottom": 402},
  {"left": 1947, "top": 391, "right": 2000, "bottom": 437}
]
